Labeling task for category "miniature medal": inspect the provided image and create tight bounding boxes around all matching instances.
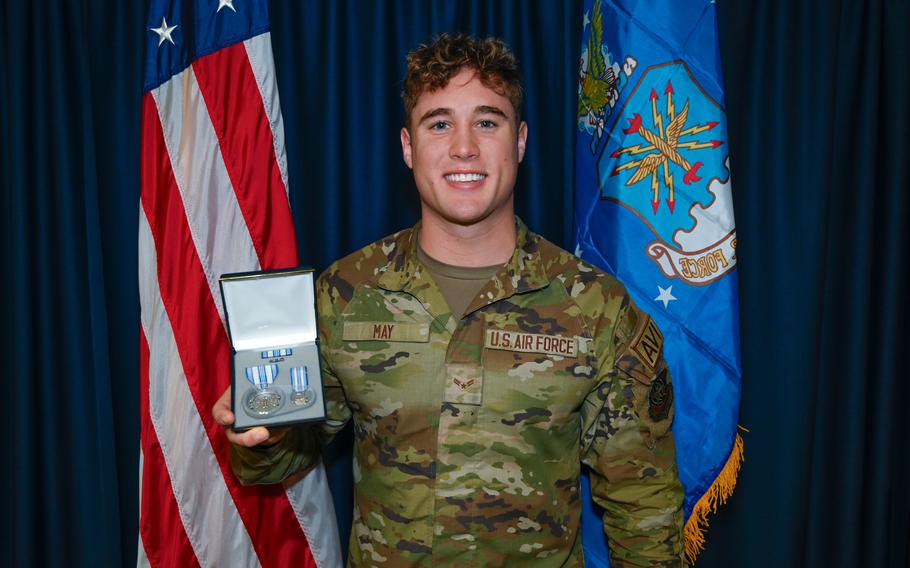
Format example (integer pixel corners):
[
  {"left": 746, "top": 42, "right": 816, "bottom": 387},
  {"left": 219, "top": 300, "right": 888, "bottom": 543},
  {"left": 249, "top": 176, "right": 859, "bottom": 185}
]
[{"left": 290, "top": 366, "right": 317, "bottom": 409}]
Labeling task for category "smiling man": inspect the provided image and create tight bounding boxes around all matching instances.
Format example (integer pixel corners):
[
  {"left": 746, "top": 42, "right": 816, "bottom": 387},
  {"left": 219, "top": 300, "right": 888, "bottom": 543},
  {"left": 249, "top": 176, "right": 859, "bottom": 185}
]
[{"left": 215, "top": 34, "right": 685, "bottom": 567}]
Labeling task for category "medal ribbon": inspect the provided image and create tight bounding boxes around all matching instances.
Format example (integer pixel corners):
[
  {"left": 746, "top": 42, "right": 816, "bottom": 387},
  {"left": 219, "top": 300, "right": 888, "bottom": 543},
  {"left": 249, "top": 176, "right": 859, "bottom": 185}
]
[
  {"left": 291, "top": 366, "right": 309, "bottom": 392},
  {"left": 261, "top": 348, "right": 292, "bottom": 359},
  {"left": 245, "top": 364, "right": 279, "bottom": 389}
]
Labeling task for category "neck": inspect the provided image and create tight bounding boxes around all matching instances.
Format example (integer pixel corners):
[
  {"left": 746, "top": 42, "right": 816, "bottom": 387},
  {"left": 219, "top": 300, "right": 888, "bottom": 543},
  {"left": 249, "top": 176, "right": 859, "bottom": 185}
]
[{"left": 418, "top": 208, "right": 517, "bottom": 267}]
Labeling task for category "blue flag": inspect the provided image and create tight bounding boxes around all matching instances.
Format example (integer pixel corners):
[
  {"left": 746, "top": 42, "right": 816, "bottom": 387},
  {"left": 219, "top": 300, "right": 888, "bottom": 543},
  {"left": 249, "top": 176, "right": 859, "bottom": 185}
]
[{"left": 574, "top": 0, "right": 743, "bottom": 563}]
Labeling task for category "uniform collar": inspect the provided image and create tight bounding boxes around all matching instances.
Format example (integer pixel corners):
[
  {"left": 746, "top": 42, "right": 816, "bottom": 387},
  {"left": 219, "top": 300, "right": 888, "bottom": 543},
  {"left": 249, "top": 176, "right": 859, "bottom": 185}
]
[{"left": 376, "top": 217, "right": 550, "bottom": 312}]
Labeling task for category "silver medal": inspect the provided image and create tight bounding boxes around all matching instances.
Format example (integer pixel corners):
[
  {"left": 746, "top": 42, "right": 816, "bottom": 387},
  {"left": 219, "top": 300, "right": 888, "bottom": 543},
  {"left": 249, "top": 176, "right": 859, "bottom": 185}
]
[
  {"left": 291, "top": 389, "right": 317, "bottom": 408},
  {"left": 244, "top": 388, "right": 284, "bottom": 416}
]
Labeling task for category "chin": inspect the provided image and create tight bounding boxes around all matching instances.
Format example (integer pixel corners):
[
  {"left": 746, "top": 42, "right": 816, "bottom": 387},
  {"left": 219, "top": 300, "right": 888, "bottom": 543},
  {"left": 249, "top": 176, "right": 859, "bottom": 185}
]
[
  {"left": 441, "top": 213, "right": 486, "bottom": 227},
  {"left": 430, "top": 205, "right": 488, "bottom": 226}
]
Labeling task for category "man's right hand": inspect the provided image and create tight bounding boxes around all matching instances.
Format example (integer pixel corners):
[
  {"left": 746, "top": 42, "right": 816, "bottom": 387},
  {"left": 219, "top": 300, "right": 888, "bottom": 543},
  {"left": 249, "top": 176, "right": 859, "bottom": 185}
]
[{"left": 212, "top": 387, "right": 289, "bottom": 447}]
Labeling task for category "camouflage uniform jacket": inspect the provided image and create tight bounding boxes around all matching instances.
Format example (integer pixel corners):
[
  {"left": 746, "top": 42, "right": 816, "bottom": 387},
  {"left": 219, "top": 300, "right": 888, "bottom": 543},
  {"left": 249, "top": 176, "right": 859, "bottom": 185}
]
[{"left": 232, "top": 219, "right": 685, "bottom": 567}]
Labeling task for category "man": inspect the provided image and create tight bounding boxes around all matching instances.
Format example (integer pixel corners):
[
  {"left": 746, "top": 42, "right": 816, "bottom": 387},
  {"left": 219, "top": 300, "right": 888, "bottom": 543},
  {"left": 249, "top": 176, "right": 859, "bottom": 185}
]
[{"left": 214, "top": 34, "right": 685, "bottom": 567}]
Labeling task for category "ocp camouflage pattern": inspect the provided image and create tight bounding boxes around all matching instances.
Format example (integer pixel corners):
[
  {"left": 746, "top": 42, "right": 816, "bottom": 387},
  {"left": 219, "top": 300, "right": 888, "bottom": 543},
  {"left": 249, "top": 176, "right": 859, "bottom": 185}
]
[{"left": 232, "top": 219, "right": 685, "bottom": 567}]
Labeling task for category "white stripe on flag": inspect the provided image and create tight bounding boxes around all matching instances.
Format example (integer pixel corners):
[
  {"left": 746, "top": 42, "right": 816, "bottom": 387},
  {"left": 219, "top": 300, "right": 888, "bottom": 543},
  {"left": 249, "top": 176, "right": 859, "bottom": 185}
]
[
  {"left": 150, "top": 68, "right": 261, "bottom": 323},
  {"left": 139, "top": 207, "right": 260, "bottom": 568},
  {"left": 201, "top": 33, "right": 343, "bottom": 567},
  {"left": 284, "top": 462, "right": 342, "bottom": 568},
  {"left": 136, "top": 449, "right": 152, "bottom": 568},
  {"left": 243, "top": 33, "right": 290, "bottom": 197}
]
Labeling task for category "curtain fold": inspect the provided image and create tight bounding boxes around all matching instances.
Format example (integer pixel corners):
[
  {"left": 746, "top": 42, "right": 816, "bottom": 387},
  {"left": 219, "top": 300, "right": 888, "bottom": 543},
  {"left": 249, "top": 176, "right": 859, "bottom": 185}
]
[
  {"left": 699, "top": 1, "right": 910, "bottom": 566},
  {"left": 1, "top": 1, "right": 144, "bottom": 565}
]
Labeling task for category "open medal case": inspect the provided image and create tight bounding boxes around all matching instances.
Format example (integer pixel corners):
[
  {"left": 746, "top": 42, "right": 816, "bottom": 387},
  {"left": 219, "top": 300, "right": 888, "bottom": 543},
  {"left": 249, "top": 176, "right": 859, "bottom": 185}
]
[{"left": 219, "top": 268, "right": 326, "bottom": 430}]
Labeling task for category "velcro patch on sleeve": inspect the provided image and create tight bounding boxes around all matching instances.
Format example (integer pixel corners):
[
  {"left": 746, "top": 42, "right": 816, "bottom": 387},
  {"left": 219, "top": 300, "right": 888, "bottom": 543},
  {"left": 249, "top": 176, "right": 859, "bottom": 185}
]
[
  {"left": 485, "top": 329, "right": 578, "bottom": 357},
  {"left": 629, "top": 315, "right": 663, "bottom": 371},
  {"left": 647, "top": 368, "right": 673, "bottom": 422},
  {"left": 342, "top": 321, "right": 430, "bottom": 342}
]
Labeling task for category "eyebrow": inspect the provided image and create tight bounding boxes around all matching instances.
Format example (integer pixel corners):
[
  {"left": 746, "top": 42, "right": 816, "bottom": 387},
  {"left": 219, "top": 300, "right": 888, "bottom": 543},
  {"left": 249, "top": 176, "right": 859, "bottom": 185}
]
[
  {"left": 474, "top": 105, "right": 508, "bottom": 119},
  {"left": 417, "top": 107, "right": 452, "bottom": 124},
  {"left": 417, "top": 105, "right": 510, "bottom": 125}
]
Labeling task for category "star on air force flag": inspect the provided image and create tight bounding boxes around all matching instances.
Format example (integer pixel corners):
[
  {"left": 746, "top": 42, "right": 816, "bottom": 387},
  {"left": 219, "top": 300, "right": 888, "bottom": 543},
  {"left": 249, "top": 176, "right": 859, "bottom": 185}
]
[{"left": 575, "top": 0, "right": 743, "bottom": 563}]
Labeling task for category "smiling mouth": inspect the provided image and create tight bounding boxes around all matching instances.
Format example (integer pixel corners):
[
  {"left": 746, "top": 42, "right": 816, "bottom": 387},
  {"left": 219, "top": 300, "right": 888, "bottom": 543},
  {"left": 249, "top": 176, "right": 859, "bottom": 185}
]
[{"left": 445, "top": 172, "right": 487, "bottom": 182}]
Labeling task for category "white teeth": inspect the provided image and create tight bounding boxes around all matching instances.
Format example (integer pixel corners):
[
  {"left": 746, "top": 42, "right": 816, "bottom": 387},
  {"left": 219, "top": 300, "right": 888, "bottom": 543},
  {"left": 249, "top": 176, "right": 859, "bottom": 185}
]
[{"left": 445, "top": 173, "right": 486, "bottom": 182}]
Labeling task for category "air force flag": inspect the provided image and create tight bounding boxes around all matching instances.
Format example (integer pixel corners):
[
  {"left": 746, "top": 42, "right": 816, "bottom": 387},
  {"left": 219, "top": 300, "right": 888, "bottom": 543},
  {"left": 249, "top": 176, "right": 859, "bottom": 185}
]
[{"left": 575, "top": 0, "right": 743, "bottom": 563}]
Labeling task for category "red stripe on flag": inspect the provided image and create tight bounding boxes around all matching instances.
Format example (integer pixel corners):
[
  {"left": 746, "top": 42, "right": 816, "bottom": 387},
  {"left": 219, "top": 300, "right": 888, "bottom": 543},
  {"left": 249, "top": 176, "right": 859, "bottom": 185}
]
[
  {"left": 139, "top": 329, "right": 201, "bottom": 568},
  {"left": 192, "top": 43, "right": 298, "bottom": 271},
  {"left": 140, "top": 93, "right": 314, "bottom": 568}
]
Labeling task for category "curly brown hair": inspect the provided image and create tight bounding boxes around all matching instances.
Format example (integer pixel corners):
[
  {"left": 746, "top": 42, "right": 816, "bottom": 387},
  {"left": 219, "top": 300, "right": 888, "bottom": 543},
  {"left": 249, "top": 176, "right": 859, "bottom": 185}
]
[{"left": 402, "top": 34, "right": 523, "bottom": 126}]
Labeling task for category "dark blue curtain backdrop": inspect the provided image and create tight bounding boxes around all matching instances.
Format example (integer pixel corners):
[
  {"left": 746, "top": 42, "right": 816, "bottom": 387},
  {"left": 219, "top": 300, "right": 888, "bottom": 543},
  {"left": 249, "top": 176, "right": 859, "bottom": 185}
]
[{"left": 1, "top": 1, "right": 907, "bottom": 567}]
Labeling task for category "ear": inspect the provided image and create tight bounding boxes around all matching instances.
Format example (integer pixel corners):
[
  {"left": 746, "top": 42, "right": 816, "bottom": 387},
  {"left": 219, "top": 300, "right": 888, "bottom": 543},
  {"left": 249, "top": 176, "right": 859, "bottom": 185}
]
[
  {"left": 400, "top": 127, "right": 413, "bottom": 169},
  {"left": 517, "top": 121, "right": 528, "bottom": 163}
]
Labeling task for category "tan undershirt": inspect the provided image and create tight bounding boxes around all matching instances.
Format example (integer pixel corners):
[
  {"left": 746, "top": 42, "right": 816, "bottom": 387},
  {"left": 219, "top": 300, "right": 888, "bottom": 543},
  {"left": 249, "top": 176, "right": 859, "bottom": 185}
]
[{"left": 417, "top": 245, "right": 503, "bottom": 319}]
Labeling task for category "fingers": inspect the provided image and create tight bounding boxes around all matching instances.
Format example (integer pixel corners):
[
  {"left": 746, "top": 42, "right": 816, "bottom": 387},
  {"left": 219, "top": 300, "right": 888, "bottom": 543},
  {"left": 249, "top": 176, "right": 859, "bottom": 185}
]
[
  {"left": 229, "top": 426, "right": 273, "bottom": 447},
  {"left": 212, "top": 386, "right": 235, "bottom": 427}
]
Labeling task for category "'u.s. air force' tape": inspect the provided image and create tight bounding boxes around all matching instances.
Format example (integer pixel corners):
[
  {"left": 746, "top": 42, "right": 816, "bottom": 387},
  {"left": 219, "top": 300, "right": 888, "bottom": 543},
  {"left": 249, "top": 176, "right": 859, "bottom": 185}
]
[
  {"left": 245, "top": 364, "right": 279, "bottom": 388},
  {"left": 290, "top": 366, "right": 309, "bottom": 392},
  {"left": 261, "top": 348, "right": 292, "bottom": 359}
]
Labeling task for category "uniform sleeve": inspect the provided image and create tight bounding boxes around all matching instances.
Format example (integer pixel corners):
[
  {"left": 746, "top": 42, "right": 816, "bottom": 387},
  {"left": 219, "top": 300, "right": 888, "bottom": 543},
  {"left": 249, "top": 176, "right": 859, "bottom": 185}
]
[
  {"left": 230, "top": 270, "right": 353, "bottom": 486},
  {"left": 580, "top": 292, "right": 686, "bottom": 568},
  {"left": 231, "top": 423, "right": 323, "bottom": 485}
]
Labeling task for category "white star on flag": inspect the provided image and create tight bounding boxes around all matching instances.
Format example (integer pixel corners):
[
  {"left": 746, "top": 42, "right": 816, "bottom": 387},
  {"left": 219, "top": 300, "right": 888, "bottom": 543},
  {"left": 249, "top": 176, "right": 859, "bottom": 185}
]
[
  {"left": 217, "top": 0, "right": 237, "bottom": 13},
  {"left": 150, "top": 17, "right": 178, "bottom": 47},
  {"left": 655, "top": 285, "right": 677, "bottom": 308}
]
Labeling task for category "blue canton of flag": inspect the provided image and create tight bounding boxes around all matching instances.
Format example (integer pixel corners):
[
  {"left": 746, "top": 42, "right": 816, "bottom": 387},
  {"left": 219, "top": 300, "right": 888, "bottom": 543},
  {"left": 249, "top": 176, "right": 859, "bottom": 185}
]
[{"left": 574, "top": 0, "right": 743, "bottom": 564}]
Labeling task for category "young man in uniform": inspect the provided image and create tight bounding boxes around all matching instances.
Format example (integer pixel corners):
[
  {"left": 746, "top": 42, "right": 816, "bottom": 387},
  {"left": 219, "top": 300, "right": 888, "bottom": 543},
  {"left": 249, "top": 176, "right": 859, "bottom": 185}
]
[{"left": 214, "top": 34, "right": 685, "bottom": 567}]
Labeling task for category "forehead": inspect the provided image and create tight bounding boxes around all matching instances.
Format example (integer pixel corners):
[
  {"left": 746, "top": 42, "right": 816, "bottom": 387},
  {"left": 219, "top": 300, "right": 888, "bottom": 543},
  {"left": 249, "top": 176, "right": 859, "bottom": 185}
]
[{"left": 411, "top": 69, "right": 514, "bottom": 117}]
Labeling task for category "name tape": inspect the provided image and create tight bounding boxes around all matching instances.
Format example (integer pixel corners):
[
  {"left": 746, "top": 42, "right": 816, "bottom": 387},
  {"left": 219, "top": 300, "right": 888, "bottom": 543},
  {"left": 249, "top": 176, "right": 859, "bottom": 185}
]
[
  {"left": 342, "top": 321, "right": 430, "bottom": 343},
  {"left": 485, "top": 329, "right": 577, "bottom": 357}
]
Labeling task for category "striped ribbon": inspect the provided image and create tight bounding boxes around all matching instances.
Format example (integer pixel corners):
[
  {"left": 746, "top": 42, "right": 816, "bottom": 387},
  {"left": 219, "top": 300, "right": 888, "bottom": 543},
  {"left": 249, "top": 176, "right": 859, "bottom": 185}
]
[
  {"left": 245, "top": 364, "right": 279, "bottom": 389},
  {"left": 291, "top": 366, "right": 309, "bottom": 392},
  {"left": 261, "top": 348, "right": 292, "bottom": 359}
]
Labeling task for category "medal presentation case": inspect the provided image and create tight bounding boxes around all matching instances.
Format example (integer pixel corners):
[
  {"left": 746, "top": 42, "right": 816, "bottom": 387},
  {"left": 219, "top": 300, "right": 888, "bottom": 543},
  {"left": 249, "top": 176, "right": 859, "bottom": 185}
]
[{"left": 220, "top": 268, "right": 326, "bottom": 430}]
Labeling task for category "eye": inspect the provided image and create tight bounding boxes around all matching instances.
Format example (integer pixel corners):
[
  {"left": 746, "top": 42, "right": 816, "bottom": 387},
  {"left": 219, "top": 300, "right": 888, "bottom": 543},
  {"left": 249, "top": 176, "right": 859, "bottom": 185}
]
[
  {"left": 477, "top": 119, "right": 497, "bottom": 129},
  {"left": 429, "top": 120, "right": 450, "bottom": 131}
]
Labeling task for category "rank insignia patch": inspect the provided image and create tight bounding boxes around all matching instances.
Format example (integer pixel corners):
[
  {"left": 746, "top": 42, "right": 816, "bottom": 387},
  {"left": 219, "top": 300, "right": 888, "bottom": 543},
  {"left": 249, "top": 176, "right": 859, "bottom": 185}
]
[
  {"left": 444, "top": 364, "right": 482, "bottom": 406},
  {"left": 648, "top": 368, "right": 673, "bottom": 421}
]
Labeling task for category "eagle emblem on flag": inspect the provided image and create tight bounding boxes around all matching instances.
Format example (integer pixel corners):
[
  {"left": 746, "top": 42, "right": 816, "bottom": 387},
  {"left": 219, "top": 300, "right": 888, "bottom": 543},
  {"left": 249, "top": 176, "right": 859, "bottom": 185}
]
[{"left": 600, "top": 62, "right": 737, "bottom": 287}]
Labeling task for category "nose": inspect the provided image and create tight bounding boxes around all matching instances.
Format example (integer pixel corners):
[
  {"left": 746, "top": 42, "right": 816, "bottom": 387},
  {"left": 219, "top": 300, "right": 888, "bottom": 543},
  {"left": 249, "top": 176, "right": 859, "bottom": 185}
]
[{"left": 449, "top": 127, "right": 479, "bottom": 160}]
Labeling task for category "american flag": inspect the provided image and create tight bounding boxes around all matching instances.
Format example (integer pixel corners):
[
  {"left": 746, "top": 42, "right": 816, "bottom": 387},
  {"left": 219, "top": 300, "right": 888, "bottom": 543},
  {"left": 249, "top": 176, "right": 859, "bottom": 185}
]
[{"left": 138, "top": 1, "right": 341, "bottom": 566}]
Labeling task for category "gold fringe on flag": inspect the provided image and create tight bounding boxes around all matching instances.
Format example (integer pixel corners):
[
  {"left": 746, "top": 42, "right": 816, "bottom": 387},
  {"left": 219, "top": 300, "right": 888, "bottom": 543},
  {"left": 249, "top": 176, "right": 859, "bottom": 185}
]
[{"left": 683, "top": 429, "right": 746, "bottom": 564}]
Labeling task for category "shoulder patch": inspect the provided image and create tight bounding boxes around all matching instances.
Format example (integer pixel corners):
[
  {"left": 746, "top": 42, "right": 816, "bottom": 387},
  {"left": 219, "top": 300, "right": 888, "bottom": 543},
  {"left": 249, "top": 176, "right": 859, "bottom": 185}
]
[
  {"left": 629, "top": 315, "right": 663, "bottom": 371},
  {"left": 648, "top": 368, "right": 673, "bottom": 421}
]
